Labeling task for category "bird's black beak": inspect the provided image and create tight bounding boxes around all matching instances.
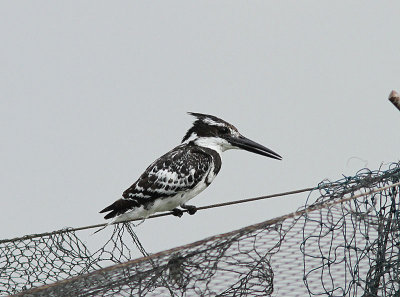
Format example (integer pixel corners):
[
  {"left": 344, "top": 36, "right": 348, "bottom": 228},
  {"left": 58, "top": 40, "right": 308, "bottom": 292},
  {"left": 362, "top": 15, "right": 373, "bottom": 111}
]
[{"left": 227, "top": 135, "right": 282, "bottom": 160}]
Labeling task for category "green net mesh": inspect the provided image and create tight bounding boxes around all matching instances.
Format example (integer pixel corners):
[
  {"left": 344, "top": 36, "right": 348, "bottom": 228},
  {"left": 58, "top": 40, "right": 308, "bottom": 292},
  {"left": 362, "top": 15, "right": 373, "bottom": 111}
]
[{"left": 1, "top": 162, "right": 399, "bottom": 296}]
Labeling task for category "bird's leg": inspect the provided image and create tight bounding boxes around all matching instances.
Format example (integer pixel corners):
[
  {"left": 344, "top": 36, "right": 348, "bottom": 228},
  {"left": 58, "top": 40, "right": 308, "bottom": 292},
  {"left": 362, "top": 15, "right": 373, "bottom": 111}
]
[
  {"left": 181, "top": 204, "right": 197, "bottom": 215},
  {"left": 171, "top": 208, "right": 184, "bottom": 217}
]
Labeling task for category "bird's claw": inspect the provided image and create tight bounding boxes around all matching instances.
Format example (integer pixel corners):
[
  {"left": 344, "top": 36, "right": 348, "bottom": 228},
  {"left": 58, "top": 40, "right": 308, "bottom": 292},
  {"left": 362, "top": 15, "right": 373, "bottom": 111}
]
[
  {"left": 172, "top": 208, "right": 184, "bottom": 217},
  {"left": 181, "top": 204, "right": 197, "bottom": 215}
]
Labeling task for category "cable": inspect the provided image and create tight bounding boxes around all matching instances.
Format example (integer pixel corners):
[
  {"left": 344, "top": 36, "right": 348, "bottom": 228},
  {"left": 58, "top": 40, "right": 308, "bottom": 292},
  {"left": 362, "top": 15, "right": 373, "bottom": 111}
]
[
  {"left": 2, "top": 180, "right": 399, "bottom": 244},
  {"left": 0, "top": 187, "right": 314, "bottom": 244}
]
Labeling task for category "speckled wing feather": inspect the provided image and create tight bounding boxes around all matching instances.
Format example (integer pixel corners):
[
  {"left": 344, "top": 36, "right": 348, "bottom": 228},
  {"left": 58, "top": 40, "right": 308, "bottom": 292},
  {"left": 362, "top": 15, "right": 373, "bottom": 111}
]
[{"left": 100, "top": 144, "right": 215, "bottom": 219}]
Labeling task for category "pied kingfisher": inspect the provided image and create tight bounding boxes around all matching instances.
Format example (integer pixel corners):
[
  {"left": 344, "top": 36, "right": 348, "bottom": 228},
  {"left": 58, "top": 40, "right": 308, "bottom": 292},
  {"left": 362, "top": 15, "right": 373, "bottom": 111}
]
[{"left": 100, "top": 112, "right": 282, "bottom": 222}]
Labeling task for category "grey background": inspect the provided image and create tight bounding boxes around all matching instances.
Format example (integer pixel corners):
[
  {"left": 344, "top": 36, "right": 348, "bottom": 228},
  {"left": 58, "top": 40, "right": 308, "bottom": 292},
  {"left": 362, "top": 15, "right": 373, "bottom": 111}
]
[{"left": 1, "top": 2, "right": 400, "bottom": 253}]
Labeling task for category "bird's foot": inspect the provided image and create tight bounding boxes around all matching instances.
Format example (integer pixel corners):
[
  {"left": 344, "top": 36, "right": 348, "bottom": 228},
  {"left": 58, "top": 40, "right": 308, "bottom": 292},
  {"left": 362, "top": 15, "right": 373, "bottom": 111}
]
[
  {"left": 171, "top": 208, "right": 184, "bottom": 218},
  {"left": 181, "top": 204, "right": 197, "bottom": 215}
]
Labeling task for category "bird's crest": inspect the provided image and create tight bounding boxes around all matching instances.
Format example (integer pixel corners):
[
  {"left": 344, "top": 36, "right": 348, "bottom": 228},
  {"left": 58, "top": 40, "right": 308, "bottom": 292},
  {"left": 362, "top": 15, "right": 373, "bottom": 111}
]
[{"left": 182, "top": 112, "right": 239, "bottom": 143}]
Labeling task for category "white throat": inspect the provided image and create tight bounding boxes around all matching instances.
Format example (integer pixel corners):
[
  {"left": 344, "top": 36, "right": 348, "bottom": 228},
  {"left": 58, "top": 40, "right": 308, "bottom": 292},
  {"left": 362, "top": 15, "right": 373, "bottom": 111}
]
[{"left": 193, "top": 137, "right": 234, "bottom": 155}]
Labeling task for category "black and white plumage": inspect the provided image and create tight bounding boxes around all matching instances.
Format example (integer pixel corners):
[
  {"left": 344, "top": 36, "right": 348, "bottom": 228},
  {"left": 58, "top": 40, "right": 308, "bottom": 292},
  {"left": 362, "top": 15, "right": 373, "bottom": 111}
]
[{"left": 100, "top": 112, "right": 282, "bottom": 222}]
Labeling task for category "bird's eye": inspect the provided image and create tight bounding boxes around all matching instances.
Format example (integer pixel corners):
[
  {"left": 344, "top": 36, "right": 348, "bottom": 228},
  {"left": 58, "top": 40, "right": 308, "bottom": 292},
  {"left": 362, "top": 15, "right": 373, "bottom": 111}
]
[{"left": 220, "top": 127, "right": 230, "bottom": 134}]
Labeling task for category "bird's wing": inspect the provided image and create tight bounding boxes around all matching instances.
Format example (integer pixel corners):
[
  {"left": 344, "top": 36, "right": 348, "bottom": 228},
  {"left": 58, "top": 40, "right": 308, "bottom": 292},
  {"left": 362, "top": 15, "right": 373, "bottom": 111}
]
[
  {"left": 100, "top": 145, "right": 213, "bottom": 219},
  {"left": 123, "top": 145, "right": 212, "bottom": 200}
]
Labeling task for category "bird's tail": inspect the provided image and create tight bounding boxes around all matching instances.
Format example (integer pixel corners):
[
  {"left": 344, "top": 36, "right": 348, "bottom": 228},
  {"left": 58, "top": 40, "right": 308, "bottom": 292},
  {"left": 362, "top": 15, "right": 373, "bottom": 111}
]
[
  {"left": 99, "top": 198, "right": 139, "bottom": 219},
  {"left": 93, "top": 199, "right": 139, "bottom": 234}
]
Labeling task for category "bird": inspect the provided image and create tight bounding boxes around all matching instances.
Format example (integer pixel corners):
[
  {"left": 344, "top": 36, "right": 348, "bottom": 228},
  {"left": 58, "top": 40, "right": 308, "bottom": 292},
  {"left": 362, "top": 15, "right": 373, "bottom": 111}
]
[{"left": 100, "top": 112, "right": 282, "bottom": 223}]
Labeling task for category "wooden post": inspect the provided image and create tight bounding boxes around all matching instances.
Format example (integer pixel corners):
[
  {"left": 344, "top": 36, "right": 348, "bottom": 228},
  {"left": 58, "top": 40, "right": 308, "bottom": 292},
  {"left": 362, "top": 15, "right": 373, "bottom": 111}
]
[{"left": 389, "top": 90, "right": 400, "bottom": 112}]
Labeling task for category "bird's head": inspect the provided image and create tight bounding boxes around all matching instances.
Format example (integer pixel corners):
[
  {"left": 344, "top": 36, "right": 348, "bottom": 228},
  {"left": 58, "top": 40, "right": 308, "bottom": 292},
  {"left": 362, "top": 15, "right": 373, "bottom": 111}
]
[{"left": 182, "top": 112, "right": 282, "bottom": 160}]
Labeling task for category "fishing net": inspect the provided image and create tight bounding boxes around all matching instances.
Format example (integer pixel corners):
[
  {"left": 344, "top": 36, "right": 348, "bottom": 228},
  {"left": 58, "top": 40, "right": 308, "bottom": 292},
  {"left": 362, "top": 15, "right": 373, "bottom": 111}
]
[{"left": 1, "top": 162, "right": 399, "bottom": 296}]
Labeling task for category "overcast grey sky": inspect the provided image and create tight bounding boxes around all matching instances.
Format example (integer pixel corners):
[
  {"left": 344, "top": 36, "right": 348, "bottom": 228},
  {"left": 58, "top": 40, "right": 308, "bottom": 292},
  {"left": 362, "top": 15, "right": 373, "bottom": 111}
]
[{"left": 1, "top": 2, "right": 400, "bottom": 253}]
